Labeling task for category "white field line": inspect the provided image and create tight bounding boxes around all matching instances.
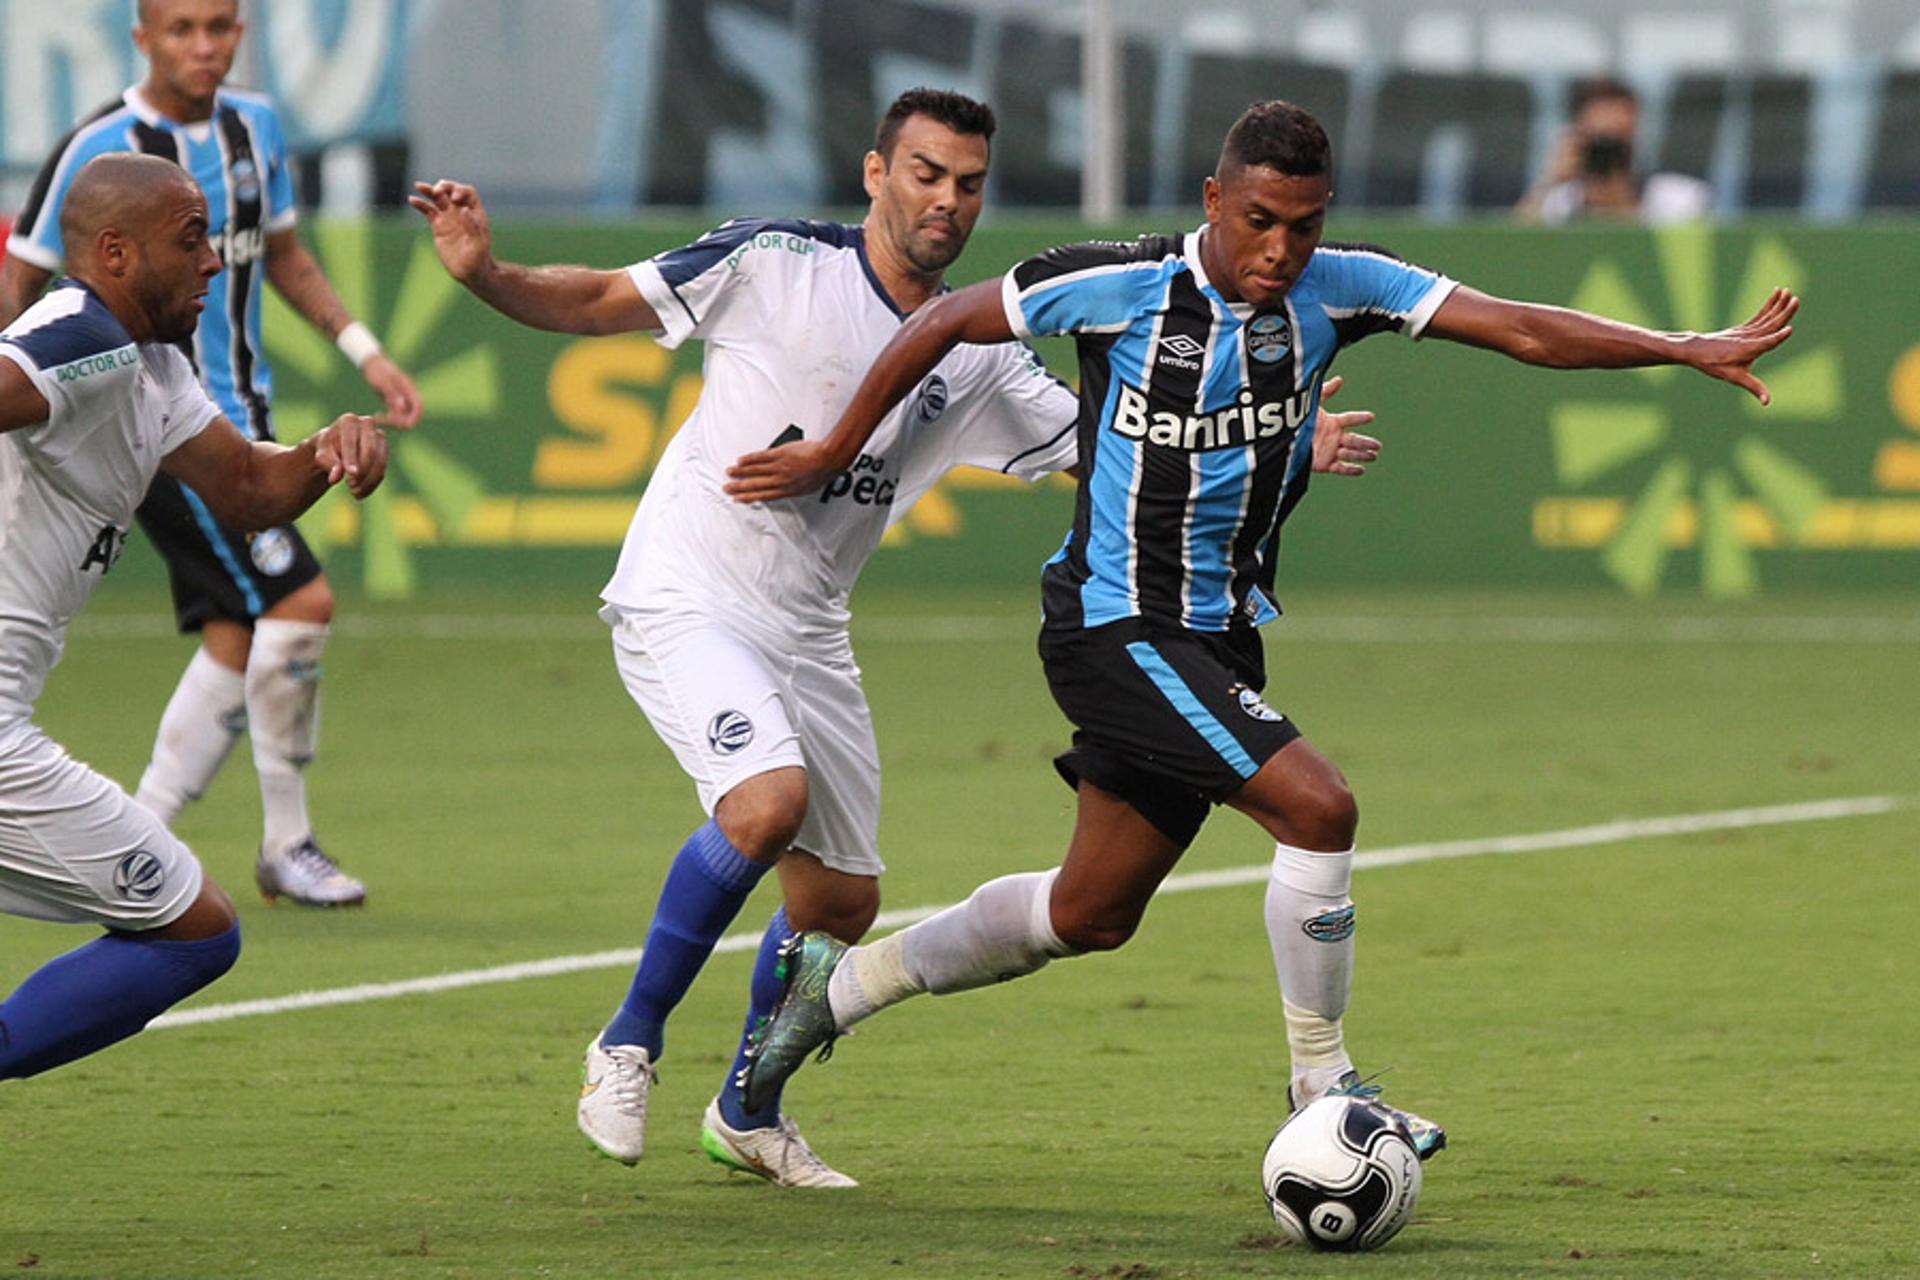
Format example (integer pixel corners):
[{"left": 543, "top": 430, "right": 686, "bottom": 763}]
[
  {"left": 70, "top": 612, "right": 1920, "bottom": 645},
  {"left": 150, "top": 794, "right": 1903, "bottom": 1031}
]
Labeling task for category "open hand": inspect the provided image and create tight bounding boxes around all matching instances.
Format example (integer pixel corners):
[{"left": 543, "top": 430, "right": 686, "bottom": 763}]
[
  {"left": 1310, "top": 375, "right": 1382, "bottom": 477},
  {"left": 725, "top": 437, "right": 843, "bottom": 503},
  {"left": 409, "top": 180, "right": 494, "bottom": 285},
  {"left": 312, "top": 414, "right": 388, "bottom": 499},
  {"left": 1687, "top": 287, "right": 1799, "bottom": 405}
]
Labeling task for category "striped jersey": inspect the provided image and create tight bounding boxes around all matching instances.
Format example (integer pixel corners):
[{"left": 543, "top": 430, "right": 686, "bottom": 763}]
[
  {"left": 6, "top": 86, "right": 297, "bottom": 439},
  {"left": 604, "top": 218, "right": 1079, "bottom": 638},
  {"left": 1001, "top": 228, "right": 1455, "bottom": 633},
  {"left": 0, "top": 283, "right": 220, "bottom": 721}
]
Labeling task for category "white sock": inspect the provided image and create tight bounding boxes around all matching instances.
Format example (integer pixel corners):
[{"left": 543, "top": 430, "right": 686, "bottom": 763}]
[
  {"left": 1266, "top": 843, "right": 1357, "bottom": 1088},
  {"left": 134, "top": 648, "right": 247, "bottom": 826},
  {"left": 247, "top": 619, "right": 328, "bottom": 857},
  {"left": 828, "top": 869, "right": 1073, "bottom": 1029}
]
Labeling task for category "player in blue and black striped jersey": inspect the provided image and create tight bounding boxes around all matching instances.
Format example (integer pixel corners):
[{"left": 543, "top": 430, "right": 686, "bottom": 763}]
[
  {"left": 0, "top": 0, "right": 423, "bottom": 909},
  {"left": 729, "top": 99, "right": 1799, "bottom": 1166}
]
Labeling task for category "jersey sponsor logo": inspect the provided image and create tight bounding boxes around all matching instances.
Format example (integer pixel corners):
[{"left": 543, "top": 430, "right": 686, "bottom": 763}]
[
  {"left": 1156, "top": 333, "right": 1206, "bottom": 372},
  {"left": 112, "top": 849, "right": 167, "bottom": 901},
  {"left": 1302, "top": 904, "right": 1356, "bottom": 943},
  {"left": 52, "top": 344, "right": 138, "bottom": 384},
  {"left": 819, "top": 452, "right": 896, "bottom": 507},
  {"left": 250, "top": 528, "right": 296, "bottom": 576},
  {"left": 210, "top": 224, "right": 267, "bottom": 268},
  {"left": 79, "top": 525, "right": 126, "bottom": 575},
  {"left": 912, "top": 374, "right": 949, "bottom": 424},
  {"left": 1247, "top": 313, "right": 1291, "bottom": 363},
  {"left": 1230, "top": 682, "right": 1285, "bottom": 722},
  {"left": 708, "top": 710, "right": 754, "bottom": 755},
  {"left": 1111, "top": 379, "right": 1318, "bottom": 452}
]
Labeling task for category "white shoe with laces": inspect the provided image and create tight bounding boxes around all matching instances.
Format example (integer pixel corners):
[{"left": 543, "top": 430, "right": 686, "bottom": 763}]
[
  {"left": 699, "top": 1097, "right": 857, "bottom": 1188},
  {"left": 578, "top": 1035, "right": 656, "bottom": 1163},
  {"left": 255, "top": 836, "right": 366, "bottom": 907}
]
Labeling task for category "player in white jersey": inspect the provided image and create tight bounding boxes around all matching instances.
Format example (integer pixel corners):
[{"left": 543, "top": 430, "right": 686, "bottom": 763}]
[
  {"left": 0, "top": 154, "right": 386, "bottom": 1081},
  {"left": 412, "top": 89, "right": 1383, "bottom": 1187}
]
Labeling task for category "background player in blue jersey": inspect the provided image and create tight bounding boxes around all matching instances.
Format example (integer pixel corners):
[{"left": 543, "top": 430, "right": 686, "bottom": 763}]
[
  {"left": 0, "top": 0, "right": 423, "bottom": 909},
  {"left": 726, "top": 99, "right": 1799, "bottom": 1162},
  {"left": 2, "top": 153, "right": 387, "bottom": 1083}
]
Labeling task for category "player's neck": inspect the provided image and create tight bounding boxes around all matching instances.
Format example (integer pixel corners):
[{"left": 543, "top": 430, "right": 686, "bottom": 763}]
[
  {"left": 138, "top": 77, "right": 218, "bottom": 125},
  {"left": 75, "top": 276, "right": 157, "bottom": 344},
  {"left": 860, "top": 227, "right": 943, "bottom": 315},
  {"left": 1197, "top": 228, "right": 1245, "bottom": 305}
]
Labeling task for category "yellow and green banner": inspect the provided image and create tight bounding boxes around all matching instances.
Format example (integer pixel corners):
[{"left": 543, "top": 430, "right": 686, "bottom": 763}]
[{"left": 230, "top": 218, "right": 1918, "bottom": 598}]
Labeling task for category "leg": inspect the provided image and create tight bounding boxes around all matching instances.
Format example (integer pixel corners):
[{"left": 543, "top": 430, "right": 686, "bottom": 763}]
[
  {"left": 248, "top": 576, "right": 333, "bottom": 862},
  {"left": 580, "top": 608, "right": 805, "bottom": 1163},
  {"left": 133, "top": 624, "right": 248, "bottom": 826},
  {"left": 0, "top": 726, "right": 242, "bottom": 1080},
  {"left": 1225, "top": 736, "right": 1362, "bottom": 1097}
]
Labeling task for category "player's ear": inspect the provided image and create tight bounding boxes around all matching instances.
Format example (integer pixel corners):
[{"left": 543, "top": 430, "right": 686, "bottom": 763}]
[
  {"left": 862, "top": 149, "right": 887, "bottom": 201},
  {"left": 1203, "top": 175, "right": 1222, "bottom": 223}
]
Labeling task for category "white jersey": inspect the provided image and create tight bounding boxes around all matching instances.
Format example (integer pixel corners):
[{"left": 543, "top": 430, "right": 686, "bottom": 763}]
[
  {"left": 0, "top": 282, "right": 220, "bottom": 722},
  {"left": 604, "top": 218, "right": 1079, "bottom": 636}
]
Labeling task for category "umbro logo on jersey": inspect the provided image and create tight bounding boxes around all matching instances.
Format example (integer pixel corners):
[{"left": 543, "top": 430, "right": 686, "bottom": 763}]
[
  {"left": 1156, "top": 333, "right": 1206, "bottom": 371},
  {"left": 709, "top": 710, "right": 755, "bottom": 755}
]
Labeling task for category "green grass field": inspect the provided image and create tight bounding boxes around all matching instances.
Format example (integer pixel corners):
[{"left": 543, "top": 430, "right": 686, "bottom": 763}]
[{"left": 3, "top": 584, "right": 1916, "bottom": 1279}]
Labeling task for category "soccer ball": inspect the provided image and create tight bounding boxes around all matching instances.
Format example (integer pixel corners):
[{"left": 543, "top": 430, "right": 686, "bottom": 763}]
[{"left": 1260, "top": 1095, "right": 1423, "bottom": 1251}]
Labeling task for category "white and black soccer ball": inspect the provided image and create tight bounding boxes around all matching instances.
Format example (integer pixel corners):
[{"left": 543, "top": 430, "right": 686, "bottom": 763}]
[{"left": 1261, "top": 1095, "right": 1423, "bottom": 1252}]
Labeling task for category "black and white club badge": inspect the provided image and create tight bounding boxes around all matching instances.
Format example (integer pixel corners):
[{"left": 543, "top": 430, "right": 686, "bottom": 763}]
[
  {"left": 113, "top": 849, "right": 167, "bottom": 901},
  {"left": 708, "top": 710, "right": 755, "bottom": 755},
  {"left": 1230, "top": 682, "right": 1286, "bottom": 723},
  {"left": 1246, "top": 313, "right": 1291, "bottom": 364},
  {"left": 912, "top": 373, "right": 949, "bottom": 424}
]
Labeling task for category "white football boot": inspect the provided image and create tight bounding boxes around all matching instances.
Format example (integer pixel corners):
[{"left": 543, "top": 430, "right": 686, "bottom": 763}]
[
  {"left": 699, "top": 1097, "right": 857, "bottom": 1188},
  {"left": 578, "top": 1035, "right": 656, "bottom": 1163},
  {"left": 255, "top": 836, "right": 366, "bottom": 907}
]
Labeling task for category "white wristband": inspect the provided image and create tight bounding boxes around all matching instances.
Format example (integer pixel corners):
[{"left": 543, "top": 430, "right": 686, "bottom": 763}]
[{"left": 335, "top": 321, "right": 383, "bottom": 369}]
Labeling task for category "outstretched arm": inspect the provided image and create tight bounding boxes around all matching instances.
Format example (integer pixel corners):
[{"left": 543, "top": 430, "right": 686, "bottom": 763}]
[
  {"left": 266, "top": 228, "right": 423, "bottom": 428},
  {"left": 409, "top": 179, "right": 660, "bottom": 336},
  {"left": 725, "top": 278, "right": 1014, "bottom": 502},
  {"left": 1425, "top": 285, "right": 1798, "bottom": 404},
  {"left": 161, "top": 413, "right": 387, "bottom": 531}
]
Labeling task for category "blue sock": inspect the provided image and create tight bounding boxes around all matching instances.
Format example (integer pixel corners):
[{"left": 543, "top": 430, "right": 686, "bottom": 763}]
[
  {"left": 0, "top": 923, "right": 241, "bottom": 1079},
  {"left": 719, "top": 906, "right": 794, "bottom": 1132},
  {"left": 602, "top": 820, "right": 770, "bottom": 1058}
]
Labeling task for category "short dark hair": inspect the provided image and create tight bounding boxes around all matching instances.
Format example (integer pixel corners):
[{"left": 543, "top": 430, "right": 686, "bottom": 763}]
[
  {"left": 1571, "top": 76, "right": 1637, "bottom": 115},
  {"left": 874, "top": 88, "right": 997, "bottom": 162},
  {"left": 1219, "top": 100, "right": 1332, "bottom": 179}
]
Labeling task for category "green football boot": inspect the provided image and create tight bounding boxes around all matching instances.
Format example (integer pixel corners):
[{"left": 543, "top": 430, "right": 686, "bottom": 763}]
[{"left": 737, "top": 931, "right": 848, "bottom": 1114}]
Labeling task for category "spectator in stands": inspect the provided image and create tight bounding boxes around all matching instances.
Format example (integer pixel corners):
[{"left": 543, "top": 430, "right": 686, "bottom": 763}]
[{"left": 1517, "top": 77, "right": 1712, "bottom": 225}]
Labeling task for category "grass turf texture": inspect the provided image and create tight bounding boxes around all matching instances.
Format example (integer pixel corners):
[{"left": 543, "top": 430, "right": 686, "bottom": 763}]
[{"left": 3, "top": 585, "right": 1916, "bottom": 1279}]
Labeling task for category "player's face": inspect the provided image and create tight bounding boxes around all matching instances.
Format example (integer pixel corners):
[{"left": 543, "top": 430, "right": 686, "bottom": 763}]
[
  {"left": 1202, "top": 166, "right": 1331, "bottom": 308},
  {"left": 135, "top": 0, "right": 243, "bottom": 116},
  {"left": 134, "top": 186, "right": 221, "bottom": 344},
  {"left": 867, "top": 115, "right": 990, "bottom": 276}
]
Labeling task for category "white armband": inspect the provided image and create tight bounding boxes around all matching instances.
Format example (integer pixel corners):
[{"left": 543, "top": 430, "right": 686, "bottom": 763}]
[{"left": 335, "top": 321, "right": 383, "bottom": 369}]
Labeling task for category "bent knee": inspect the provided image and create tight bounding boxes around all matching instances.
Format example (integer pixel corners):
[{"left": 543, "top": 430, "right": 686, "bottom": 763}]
[
  {"left": 715, "top": 771, "right": 809, "bottom": 861},
  {"left": 1048, "top": 900, "right": 1141, "bottom": 954},
  {"left": 1294, "top": 778, "right": 1358, "bottom": 851}
]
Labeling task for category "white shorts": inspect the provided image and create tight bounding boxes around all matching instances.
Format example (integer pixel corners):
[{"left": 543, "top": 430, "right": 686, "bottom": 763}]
[
  {"left": 603, "top": 603, "right": 884, "bottom": 876},
  {"left": 0, "top": 719, "right": 205, "bottom": 928}
]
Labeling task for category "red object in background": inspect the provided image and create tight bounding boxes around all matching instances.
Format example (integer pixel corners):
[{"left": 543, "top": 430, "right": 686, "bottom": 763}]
[{"left": 0, "top": 216, "right": 10, "bottom": 264}]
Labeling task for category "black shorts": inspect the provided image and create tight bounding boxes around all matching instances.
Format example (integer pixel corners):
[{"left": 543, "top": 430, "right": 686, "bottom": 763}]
[
  {"left": 136, "top": 472, "right": 324, "bottom": 633},
  {"left": 1039, "top": 618, "right": 1302, "bottom": 849}
]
